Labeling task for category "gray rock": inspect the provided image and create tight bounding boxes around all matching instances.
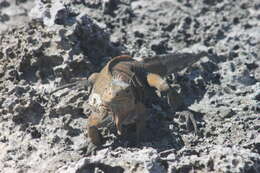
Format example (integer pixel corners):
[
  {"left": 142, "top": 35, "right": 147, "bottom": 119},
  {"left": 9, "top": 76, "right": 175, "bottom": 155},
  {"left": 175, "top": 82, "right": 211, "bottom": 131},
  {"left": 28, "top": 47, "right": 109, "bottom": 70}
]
[
  {"left": 57, "top": 147, "right": 166, "bottom": 173},
  {"left": 0, "top": 0, "right": 259, "bottom": 172},
  {"left": 168, "top": 146, "right": 260, "bottom": 173}
]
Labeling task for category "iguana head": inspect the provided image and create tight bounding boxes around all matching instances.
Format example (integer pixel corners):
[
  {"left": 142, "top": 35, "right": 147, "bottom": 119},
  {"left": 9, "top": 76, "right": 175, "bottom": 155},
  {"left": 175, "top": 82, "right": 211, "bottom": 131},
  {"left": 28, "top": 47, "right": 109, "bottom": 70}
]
[
  {"left": 89, "top": 55, "right": 137, "bottom": 112},
  {"left": 102, "top": 75, "right": 135, "bottom": 106}
]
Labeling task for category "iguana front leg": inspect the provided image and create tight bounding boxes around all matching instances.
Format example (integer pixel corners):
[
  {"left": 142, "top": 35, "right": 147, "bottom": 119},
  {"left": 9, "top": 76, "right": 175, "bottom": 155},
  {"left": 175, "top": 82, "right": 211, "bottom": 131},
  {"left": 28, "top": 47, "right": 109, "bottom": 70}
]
[
  {"left": 86, "top": 113, "right": 104, "bottom": 146},
  {"left": 86, "top": 108, "right": 113, "bottom": 145}
]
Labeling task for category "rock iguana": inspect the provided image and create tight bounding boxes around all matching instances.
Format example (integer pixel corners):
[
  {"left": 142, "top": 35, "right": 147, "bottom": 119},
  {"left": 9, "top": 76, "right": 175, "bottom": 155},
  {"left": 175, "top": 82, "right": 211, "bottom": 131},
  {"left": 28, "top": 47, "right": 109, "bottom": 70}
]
[{"left": 51, "top": 52, "right": 207, "bottom": 147}]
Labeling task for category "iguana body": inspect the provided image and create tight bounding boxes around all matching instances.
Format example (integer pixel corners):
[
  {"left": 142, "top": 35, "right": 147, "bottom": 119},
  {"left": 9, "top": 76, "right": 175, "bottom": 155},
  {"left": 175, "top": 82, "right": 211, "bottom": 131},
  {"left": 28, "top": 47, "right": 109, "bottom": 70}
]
[{"left": 85, "top": 52, "right": 207, "bottom": 146}]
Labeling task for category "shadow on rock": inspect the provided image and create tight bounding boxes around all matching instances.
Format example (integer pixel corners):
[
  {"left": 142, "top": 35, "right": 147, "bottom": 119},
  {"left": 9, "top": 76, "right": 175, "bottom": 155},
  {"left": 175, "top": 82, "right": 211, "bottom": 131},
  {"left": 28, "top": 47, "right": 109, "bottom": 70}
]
[{"left": 12, "top": 99, "right": 44, "bottom": 125}]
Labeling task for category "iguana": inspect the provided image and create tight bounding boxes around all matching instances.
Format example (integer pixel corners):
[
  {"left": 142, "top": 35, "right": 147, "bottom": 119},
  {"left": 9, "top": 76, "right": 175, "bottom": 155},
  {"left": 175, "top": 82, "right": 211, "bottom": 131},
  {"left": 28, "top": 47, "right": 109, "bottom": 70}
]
[{"left": 51, "top": 52, "right": 207, "bottom": 147}]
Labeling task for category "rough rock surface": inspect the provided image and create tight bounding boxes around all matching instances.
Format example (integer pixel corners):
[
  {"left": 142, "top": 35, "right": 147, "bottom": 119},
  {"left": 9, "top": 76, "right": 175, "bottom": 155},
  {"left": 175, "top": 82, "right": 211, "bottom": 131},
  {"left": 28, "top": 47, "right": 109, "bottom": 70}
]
[
  {"left": 0, "top": 0, "right": 259, "bottom": 172},
  {"left": 0, "top": 0, "right": 34, "bottom": 33}
]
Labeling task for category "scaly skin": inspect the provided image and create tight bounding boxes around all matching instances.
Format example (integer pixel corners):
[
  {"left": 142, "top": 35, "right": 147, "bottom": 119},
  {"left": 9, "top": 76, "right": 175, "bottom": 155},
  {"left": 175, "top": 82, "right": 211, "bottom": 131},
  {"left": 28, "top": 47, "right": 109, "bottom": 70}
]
[{"left": 86, "top": 52, "right": 206, "bottom": 146}]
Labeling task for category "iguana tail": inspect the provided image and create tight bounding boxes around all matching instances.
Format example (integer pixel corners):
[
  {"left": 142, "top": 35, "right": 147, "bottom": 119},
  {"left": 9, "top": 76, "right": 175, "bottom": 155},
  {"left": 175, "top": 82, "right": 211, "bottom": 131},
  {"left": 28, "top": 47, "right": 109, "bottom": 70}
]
[
  {"left": 50, "top": 79, "right": 90, "bottom": 94},
  {"left": 141, "top": 51, "right": 207, "bottom": 76}
]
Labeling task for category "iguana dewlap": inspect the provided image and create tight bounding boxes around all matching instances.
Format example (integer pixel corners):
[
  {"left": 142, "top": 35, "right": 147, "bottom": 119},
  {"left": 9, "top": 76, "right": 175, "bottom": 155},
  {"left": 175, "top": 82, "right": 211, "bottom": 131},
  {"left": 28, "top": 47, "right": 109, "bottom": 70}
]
[{"left": 86, "top": 52, "right": 207, "bottom": 146}]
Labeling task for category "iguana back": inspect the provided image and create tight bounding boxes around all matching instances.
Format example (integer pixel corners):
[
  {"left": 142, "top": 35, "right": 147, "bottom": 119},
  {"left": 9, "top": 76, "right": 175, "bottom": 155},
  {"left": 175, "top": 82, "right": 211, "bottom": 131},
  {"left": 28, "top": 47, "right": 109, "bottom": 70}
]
[{"left": 141, "top": 52, "right": 207, "bottom": 76}]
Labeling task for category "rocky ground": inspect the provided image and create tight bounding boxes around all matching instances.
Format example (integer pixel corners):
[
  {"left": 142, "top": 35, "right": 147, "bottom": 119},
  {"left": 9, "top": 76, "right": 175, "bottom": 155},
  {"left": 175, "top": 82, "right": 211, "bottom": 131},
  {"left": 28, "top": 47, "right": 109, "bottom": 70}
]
[{"left": 0, "top": 0, "right": 259, "bottom": 172}]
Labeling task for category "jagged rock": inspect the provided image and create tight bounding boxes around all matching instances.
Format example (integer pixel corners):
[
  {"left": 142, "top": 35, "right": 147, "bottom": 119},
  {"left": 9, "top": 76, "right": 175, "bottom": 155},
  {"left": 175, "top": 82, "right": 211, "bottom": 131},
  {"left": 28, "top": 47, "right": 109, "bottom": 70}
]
[
  {"left": 57, "top": 147, "right": 166, "bottom": 173},
  {"left": 0, "top": 0, "right": 259, "bottom": 172},
  {"left": 168, "top": 146, "right": 260, "bottom": 173}
]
